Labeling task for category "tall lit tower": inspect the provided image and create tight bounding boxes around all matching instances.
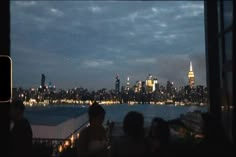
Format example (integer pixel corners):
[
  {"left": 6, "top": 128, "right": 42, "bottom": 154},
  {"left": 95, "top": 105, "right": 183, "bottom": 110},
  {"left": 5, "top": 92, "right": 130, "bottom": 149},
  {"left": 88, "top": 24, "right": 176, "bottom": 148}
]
[
  {"left": 153, "top": 78, "right": 158, "bottom": 92},
  {"left": 188, "top": 61, "right": 195, "bottom": 88},
  {"left": 126, "top": 76, "right": 130, "bottom": 91}
]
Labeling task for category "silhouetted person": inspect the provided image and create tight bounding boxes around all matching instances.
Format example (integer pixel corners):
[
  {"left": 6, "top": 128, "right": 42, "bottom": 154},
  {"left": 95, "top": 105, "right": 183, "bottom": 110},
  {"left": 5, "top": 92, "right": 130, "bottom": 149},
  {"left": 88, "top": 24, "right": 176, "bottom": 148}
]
[
  {"left": 196, "top": 112, "right": 234, "bottom": 156},
  {"left": 9, "top": 100, "right": 32, "bottom": 157},
  {"left": 110, "top": 111, "right": 148, "bottom": 157},
  {"left": 76, "top": 102, "right": 108, "bottom": 157},
  {"left": 147, "top": 117, "right": 170, "bottom": 157}
]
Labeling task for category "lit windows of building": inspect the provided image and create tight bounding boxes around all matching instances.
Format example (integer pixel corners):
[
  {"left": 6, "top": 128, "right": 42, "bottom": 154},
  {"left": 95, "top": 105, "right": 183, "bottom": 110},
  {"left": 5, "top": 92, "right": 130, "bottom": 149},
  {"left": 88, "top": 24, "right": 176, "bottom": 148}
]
[
  {"left": 153, "top": 78, "right": 158, "bottom": 92},
  {"left": 188, "top": 61, "right": 195, "bottom": 88},
  {"left": 134, "top": 80, "right": 142, "bottom": 93},
  {"left": 125, "top": 76, "right": 130, "bottom": 92},
  {"left": 146, "top": 74, "right": 154, "bottom": 93}
]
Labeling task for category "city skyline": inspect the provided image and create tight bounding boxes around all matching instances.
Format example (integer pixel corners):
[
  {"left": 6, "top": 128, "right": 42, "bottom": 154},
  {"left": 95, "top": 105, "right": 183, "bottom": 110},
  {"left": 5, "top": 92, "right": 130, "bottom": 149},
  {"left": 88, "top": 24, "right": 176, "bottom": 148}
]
[
  {"left": 15, "top": 64, "right": 202, "bottom": 91},
  {"left": 11, "top": 1, "right": 206, "bottom": 90}
]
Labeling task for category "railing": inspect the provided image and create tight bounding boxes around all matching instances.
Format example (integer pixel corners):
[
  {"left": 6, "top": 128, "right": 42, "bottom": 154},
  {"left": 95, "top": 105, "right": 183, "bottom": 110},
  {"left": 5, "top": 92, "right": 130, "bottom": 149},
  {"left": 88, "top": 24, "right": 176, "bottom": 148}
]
[
  {"left": 32, "top": 120, "right": 89, "bottom": 157},
  {"left": 33, "top": 138, "right": 68, "bottom": 157},
  {"left": 31, "top": 120, "right": 121, "bottom": 156}
]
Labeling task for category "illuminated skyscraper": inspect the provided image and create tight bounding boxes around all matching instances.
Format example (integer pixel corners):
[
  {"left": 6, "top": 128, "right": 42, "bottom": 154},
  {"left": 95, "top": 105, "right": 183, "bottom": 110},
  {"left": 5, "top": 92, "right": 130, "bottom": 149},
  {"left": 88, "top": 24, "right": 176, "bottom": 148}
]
[
  {"left": 126, "top": 76, "right": 130, "bottom": 91},
  {"left": 134, "top": 81, "right": 142, "bottom": 93},
  {"left": 188, "top": 61, "right": 195, "bottom": 88},
  {"left": 146, "top": 74, "right": 154, "bottom": 93},
  {"left": 153, "top": 78, "right": 158, "bottom": 92}
]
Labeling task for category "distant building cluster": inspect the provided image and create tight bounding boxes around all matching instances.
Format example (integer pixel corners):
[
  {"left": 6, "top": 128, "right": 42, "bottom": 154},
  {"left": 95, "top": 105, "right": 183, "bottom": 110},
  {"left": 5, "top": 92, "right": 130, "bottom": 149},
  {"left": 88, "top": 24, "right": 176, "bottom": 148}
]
[{"left": 12, "top": 61, "right": 208, "bottom": 106}]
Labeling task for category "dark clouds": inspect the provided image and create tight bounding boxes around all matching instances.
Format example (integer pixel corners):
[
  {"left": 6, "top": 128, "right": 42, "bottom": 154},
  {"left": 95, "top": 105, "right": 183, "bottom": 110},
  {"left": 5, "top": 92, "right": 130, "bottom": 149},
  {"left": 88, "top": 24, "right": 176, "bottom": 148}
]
[{"left": 11, "top": 1, "right": 206, "bottom": 90}]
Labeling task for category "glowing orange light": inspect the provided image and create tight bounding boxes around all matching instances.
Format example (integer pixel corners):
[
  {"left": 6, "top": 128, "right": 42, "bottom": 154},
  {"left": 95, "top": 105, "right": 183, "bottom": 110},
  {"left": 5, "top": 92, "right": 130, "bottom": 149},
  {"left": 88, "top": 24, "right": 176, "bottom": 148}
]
[
  {"left": 71, "top": 135, "right": 74, "bottom": 143},
  {"left": 58, "top": 145, "right": 63, "bottom": 153},
  {"left": 65, "top": 140, "right": 70, "bottom": 146}
]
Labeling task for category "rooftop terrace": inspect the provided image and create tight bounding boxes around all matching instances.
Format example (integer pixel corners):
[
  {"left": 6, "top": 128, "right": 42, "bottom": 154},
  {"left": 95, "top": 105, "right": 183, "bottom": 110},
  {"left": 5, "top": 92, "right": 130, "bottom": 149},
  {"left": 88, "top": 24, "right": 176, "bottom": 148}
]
[{"left": 25, "top": 105, "right": 88, "bottom": 126}]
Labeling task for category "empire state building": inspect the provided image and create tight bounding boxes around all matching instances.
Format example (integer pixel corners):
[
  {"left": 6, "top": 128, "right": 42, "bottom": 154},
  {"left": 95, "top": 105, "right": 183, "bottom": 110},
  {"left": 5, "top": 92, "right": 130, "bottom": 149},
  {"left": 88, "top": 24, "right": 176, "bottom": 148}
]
[{"left": 188, "top": 61, "right": 195, "bottom": 88}]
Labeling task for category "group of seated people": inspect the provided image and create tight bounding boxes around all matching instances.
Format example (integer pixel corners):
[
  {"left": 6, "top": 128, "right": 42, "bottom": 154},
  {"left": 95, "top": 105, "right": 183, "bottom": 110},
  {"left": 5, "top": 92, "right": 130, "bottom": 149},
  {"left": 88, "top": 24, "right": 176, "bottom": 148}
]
[
  {"left": 77, "top": 103, "right": 178, "bottom": 157},
  {"left": 75, "top": 102, "right": 234, "bottom": 157},
  {"left": 76, "top": 102, "right": 170, "bottom": 157}
]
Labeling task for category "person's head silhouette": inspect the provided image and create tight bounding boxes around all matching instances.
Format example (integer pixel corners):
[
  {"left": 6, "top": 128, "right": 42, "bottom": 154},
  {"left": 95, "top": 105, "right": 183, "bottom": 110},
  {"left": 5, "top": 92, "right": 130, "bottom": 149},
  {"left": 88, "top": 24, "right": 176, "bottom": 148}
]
[
  {"left": 123, "top": 111, "right": 144, "bottom": 139},
  {"left": 10, "top": 99, "right": 25, "bottom": 122},
  {"left": 149, "top": 117, "right": 170, "bottom": 145},
  {"left": 88, "top": 102, "right": 105, "bottom": 126}
]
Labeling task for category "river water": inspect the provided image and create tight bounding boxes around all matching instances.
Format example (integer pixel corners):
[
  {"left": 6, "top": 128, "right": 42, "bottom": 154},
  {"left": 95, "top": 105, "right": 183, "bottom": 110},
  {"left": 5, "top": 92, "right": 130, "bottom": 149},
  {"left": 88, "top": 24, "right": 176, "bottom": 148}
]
[{"left": 25, "top": 104, "right": 208, "bottom": 125}]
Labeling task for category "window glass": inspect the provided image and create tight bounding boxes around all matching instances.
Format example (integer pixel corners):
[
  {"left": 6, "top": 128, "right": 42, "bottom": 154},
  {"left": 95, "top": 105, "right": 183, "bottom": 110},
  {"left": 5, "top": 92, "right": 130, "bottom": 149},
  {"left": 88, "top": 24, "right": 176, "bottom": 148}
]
[
  {"left": 218, "top": 38, "right": 224, "bottom": 88},
  {"left": 217, "top": 0, "right": 222, "bottom": 33},
  {"left": 223, "top": 0, "right": 233, "bottom": 29},
  {"left": 224, "top": 32, "right": 232, "bottom": 61}
]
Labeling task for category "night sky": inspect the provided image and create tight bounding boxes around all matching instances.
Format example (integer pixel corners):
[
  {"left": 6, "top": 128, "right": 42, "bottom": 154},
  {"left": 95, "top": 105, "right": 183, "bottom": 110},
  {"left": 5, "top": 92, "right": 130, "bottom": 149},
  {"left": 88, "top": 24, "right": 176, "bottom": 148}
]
[{"left": 11, "top": 1, "right": 206, "bottom": 90}]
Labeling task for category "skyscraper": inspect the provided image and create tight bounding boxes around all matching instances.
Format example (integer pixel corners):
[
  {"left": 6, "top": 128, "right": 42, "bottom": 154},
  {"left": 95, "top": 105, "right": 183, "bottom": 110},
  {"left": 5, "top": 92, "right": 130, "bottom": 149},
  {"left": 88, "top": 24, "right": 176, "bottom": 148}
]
[
  {"left": 188, "top": 61, "right": 195, "bottom": 88},
  {"left": 41, "top": 73, "right": 46, "bottom": 88},
  {"left": 134, "top": 81, "right": 142, "bottom": 93},
  {"left": 146, "top": 74, "right": 153, "bottom": 93},
  {"left": 115, "top": 74, "right": 120, "bottom": 93},
  {"left": 153, "top": 78, "right": 158, "bottom": 92},
  {"left": 48, "top": 80, "right": 55, "bottom": 93},
  {"left": 126, "top": 76, "right": 130, "bottom": 91},
  {"left": 166, "top": 80, "right": 172, "bottom": 94}
]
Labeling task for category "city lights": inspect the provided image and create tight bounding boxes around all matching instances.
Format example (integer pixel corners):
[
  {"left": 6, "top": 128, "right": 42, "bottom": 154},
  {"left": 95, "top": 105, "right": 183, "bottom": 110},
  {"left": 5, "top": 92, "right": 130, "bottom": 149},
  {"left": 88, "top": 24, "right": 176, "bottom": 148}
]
[{"left": 13, "top": 62, "right": 207, "bottom": 107}]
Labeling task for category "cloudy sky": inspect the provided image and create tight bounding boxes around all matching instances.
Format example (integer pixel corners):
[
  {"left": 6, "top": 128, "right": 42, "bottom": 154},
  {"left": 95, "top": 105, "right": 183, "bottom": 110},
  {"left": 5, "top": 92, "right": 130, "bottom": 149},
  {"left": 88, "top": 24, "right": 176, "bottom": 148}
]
[{"left": 11, "top": 0, "right": 206, "bottom": 90}]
